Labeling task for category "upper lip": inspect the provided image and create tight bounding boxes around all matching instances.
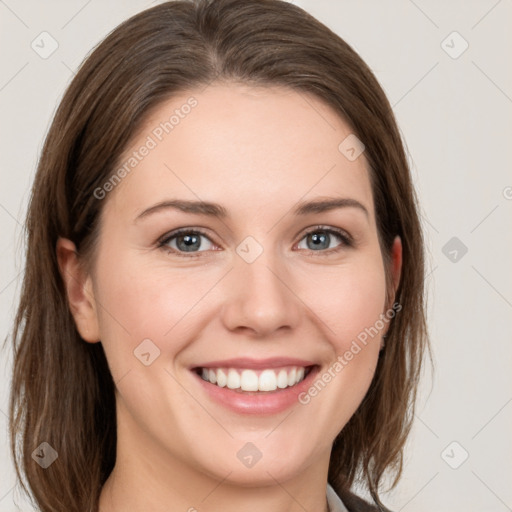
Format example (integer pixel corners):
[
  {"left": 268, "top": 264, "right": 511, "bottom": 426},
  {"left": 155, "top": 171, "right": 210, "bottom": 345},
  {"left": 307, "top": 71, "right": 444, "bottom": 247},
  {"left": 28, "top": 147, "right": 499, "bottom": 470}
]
[{"left": 191, "top": 357, "right": 317, "bottom": 370}]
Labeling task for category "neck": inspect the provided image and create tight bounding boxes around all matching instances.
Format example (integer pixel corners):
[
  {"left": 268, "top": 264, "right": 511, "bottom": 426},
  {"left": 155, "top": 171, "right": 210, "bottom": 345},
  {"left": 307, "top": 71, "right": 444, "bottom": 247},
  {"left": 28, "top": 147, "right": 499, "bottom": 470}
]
[
  {"left": 99, "top": 400, "right": 331, "bottom": 512},
  {"left": 99, "top": 470, "right": 331, "bottom": 512}
]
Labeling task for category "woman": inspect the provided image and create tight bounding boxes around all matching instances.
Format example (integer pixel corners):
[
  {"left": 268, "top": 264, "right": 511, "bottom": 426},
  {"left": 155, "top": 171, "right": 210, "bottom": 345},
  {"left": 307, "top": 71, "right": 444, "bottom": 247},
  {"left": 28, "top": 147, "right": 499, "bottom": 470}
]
[{"left": 9, "top": 0, "right": 430, "bottom": 511}]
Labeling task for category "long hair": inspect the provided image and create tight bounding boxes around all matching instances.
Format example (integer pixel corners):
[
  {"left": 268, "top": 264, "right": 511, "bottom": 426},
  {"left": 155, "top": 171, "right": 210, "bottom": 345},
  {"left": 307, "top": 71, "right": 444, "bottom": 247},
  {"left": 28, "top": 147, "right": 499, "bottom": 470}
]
[{"left": 8, "top": 0, "right": 430, "bottom": 510}]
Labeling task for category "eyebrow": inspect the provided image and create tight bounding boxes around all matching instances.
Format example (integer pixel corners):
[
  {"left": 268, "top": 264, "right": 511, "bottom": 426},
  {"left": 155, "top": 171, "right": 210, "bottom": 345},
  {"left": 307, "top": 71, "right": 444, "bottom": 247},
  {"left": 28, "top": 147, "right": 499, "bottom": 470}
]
[
  {"left": 293, "top": 197, "right": 369, "bottom": 218},
  {"left": 135, "top": 199, "right": 228, "bottom": 222},
  {"left": 134, "top": 197, "right": 369, "bottom": 222}
]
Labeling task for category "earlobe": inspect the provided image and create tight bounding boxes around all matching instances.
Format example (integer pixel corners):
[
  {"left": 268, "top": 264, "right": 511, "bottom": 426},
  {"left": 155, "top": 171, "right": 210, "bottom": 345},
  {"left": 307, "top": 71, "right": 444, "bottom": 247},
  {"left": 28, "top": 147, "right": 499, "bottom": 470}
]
[{"left": 56, "top": 237, "right": 100, "bottom": 343}]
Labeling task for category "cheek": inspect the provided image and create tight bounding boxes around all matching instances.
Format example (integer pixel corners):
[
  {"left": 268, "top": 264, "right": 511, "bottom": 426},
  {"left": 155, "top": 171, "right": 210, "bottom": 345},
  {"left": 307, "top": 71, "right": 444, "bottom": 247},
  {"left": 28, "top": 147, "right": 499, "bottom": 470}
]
[
  {"left": 298, "top": 255, "right": 386, "bottom": 398},
  {"left": 293, "top": 256, "right": 387, "bottom": 438},
  {"left": 93, "top": 251, "right": 220, "bottom": 369},
  {"left": 298, "top": 255, "right": 387, "bottom": 349}
]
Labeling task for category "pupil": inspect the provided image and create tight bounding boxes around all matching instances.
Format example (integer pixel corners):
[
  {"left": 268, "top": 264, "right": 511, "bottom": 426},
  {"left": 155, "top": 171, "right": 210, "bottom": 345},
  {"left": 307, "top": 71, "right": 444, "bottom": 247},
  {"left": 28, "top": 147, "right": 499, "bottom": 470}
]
[
  {"left": 309, "top": 231, "right": 329, "bottom": 250},
  {"left": 178, "top": 234, "right": 200, "bottom": 252}
]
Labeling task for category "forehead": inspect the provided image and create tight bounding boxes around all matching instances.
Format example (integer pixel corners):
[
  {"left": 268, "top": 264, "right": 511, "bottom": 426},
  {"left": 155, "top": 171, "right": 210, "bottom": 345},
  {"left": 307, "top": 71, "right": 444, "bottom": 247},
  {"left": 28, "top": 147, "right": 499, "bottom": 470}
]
[{"left": 105, "top": 83, "right": 374, "bottom": 223}]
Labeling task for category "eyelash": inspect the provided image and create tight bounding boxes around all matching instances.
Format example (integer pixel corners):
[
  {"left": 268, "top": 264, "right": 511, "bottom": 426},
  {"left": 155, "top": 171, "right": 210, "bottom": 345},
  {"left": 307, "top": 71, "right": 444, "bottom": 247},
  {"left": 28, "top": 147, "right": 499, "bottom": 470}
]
[{"left": 157, "top": 225, "right": 354, "bottom": 258}]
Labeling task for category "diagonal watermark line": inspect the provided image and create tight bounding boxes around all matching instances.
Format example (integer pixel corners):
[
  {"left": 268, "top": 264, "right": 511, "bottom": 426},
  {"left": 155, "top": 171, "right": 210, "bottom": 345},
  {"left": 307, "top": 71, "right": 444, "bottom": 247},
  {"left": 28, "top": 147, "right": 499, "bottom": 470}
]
[
  {"left": 197, "top": 69, "right": 223, "bottom": 95},
  {"left": 164, "top": 367, "right": 234, "bottom": 438},
  {"left": 265, "top": 409, "right": 295, "bottom": 438},
  {"left": 0, "top": 484, "right": 15, "bottom": 504},
  {"left": 424, "top": 265, "right": 438, "bottom": 282},
  {"left": 398, "top": 472, "right": 439, "bottom": 511},
  {"left": 0, "top": 0, "right": 29, "bottom": 28},
  {"left": 392, "top": 62, "right": 439, "bottom": 109},
  {"left": 266, "top": 164, "right": 336, "bottom": 235},
  {"left": 471, "top": 470, "right": 512, "bottom": 510},
  {"left": 0, "top": 62, "right": 29, "bottom": 92},
  {"left": 471, "top": 0, "right": 503, "bottom": 30},
  {"left": 163, "top": 164, "right": 194, "bottom": 192},
  {"left": 296, "top": 89, "right": 336, "bottom": 131},
  {"left": 425, "top": 220, "right": 439, "bottom": 234},
  {"left": 0, "top": 270, "right": 22, "bottom": 296},
  {"left": 265, "top": 265, "right": 336, "bottom": 335},
  {"left": 472, "top": 396, "right": 512, "bottom": 439},
  {"left": 200, "top": 470, "right": 233, "bottom": 503},
  {"left": 91, "top": 298, "right": 132, "bottom": 336},
  {"left": 470, "top": 204, "right": 499, "bottom": 233},
  {"left": 471, "top": 265, "right": 512, "bottom": 308},
  {"left": 61, "top": 0, "right": 92, "bottom": 29},
  {"left": 163, "top": 268, "right": 234, "bottom": 336},
  {"left": 408, "top": 0, "right": 439, "bottom": 29},
  {"left": 421, "top": 211, "right": 439, "bottom": 234},
  {"left": 0, "top": 203, "right": 22, "bottom": 226},
  {"left": 265, "top": 471, "right": 309, "bottom": 512},
  {"left": 114, "top": 368, "right": 132, "bottom": 386},
  {"left": 415, "top": 414, "right": 439, "bottom": 438},
  {"left": 472, "top": 61, "right": 512, "bottom": 104},
  {"left": 61, "top": 60, "right": 76, "bottom": 76}
]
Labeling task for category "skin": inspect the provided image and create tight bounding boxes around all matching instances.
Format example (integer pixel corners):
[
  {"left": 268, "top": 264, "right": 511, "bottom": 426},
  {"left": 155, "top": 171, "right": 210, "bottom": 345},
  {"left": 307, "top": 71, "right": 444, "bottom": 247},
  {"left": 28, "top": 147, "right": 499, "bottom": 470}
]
[{"left": 57, "top": 83, "right": 402, "bottom": 512}]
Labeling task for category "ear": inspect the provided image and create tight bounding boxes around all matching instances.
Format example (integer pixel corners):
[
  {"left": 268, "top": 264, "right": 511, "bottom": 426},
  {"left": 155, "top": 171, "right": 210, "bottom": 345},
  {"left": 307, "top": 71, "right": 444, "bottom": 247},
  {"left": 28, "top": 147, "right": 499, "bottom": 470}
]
[
  {"left": 381, "top": 236, "right": 402, "bottom": 349},
  {"left": 56, "top": 237, "right": 100, "bottom": 343},
  {"left": 390, "top": 235, "right": 402, "bottom": 296}
]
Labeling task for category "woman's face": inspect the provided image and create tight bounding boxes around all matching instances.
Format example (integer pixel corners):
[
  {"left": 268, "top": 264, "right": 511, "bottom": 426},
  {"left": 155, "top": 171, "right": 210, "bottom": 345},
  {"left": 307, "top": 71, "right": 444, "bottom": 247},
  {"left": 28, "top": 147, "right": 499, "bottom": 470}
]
[{"left": 71, "top": 83, "right": 401, "bottom": 487}]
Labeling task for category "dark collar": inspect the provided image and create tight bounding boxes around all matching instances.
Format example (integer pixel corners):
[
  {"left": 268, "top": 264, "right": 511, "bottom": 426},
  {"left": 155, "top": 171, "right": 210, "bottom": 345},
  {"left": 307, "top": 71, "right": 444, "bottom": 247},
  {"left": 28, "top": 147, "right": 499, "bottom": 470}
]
[{"left": 337, "top": 487, "right": 394, "bottom": 512}]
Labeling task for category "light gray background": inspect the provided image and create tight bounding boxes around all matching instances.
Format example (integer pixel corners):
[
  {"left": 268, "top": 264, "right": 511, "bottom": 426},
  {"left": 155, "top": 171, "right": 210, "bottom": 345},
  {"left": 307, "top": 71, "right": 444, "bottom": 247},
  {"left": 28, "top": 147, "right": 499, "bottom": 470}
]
[{"left": 1, "top": 1, "right": 511, "bottom": 510}]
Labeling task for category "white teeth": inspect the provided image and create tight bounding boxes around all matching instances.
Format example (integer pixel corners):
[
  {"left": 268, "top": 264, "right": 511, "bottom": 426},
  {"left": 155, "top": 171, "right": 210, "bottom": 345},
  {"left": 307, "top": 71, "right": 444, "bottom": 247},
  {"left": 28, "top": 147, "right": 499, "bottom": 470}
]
[
  {"left": 198, "top": 366, "right": 309, "bottom": 392},
  {"left": 227, "top": 369, "right": 240, "bottom": 389},
  {"left": 287, "top": 367, "right": 297, "bottom": 386},
  {"left": 259, "top": 369, "right": 277, "bottom": 391},
  {"left": 216, "top": 368, "right": 227, "bottom": 387},
  {"left": 277, "top": 369, "right": 288, "bottom": 389},
  {"left": 240, "top": 369, "right": 259, "bottom": 391}
]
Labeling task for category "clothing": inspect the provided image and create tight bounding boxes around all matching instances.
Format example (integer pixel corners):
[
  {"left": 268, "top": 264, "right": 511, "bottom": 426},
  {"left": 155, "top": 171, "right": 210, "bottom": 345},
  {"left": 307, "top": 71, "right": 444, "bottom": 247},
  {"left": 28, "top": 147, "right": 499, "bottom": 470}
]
[
  {"left": 327, "top": 483, "right": 388, "bottom": 512},
  {"left": 327, "top": 483, "right": 349, "bottom": 512}
]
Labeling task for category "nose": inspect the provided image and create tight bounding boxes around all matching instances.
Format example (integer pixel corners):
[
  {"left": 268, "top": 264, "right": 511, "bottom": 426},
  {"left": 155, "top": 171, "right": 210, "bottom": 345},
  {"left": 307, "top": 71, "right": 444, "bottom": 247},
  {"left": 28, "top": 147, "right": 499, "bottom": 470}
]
[{"left": 220, "top": 252, "right": 302, "bottom": 337}]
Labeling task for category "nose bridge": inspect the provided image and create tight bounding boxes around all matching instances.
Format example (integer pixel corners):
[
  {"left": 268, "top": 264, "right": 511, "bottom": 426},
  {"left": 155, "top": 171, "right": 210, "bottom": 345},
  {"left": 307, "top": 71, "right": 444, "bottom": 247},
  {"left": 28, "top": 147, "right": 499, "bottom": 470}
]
[{"left": 220, "top": 244, "right": 301, "bottom": 335}]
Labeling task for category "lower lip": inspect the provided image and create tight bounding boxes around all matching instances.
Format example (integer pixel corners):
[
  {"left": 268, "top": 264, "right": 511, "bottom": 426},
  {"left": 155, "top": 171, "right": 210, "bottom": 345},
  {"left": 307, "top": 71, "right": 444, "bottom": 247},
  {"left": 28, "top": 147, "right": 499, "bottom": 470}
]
[{"left": 191, "top": 366, "right": 320, "bottom": 415}]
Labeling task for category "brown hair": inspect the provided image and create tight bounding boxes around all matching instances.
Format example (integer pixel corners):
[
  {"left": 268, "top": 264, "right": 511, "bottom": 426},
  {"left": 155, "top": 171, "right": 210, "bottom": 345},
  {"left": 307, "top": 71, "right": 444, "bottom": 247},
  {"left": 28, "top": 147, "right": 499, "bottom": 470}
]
[{"left": 8, "top": 0, "right": 430, "bottom": 510}]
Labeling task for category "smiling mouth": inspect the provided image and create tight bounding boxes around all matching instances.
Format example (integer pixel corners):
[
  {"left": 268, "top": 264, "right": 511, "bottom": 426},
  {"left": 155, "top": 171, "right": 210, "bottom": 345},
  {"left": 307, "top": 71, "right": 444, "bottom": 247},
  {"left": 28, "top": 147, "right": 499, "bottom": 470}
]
[{"left": 193, "top": 365, "right": 316, "bottom": 393}]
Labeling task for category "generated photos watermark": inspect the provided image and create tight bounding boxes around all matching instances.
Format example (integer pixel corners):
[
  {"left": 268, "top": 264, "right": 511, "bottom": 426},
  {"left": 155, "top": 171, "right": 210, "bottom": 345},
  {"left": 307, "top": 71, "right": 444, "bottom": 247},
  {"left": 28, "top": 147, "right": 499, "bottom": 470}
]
[
  {"left": 93, "top": 96, "right": 198, "bottom": 200},
  {"left": 298, "top": 301, "right": 402, "bottom": 405}
]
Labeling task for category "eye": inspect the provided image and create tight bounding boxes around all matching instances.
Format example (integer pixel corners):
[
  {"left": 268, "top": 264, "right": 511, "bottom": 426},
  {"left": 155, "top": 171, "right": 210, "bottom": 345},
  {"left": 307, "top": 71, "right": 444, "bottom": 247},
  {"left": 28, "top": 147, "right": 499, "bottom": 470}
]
[
  {"left": 296, "top": 226, "right": 352, "bottom": 253},
  {"left": 158, "top": 229, "right": 215, "bottom": 255}
]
